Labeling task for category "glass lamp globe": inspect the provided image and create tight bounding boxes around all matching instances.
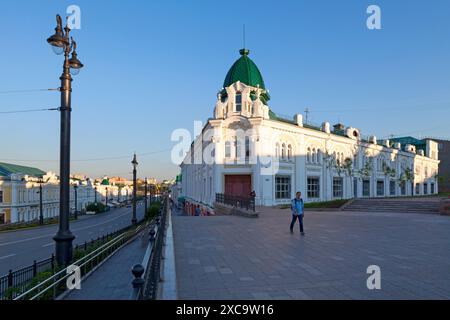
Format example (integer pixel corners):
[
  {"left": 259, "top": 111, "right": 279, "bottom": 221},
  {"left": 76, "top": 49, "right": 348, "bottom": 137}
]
[
  {"left": 70, "top": 68, "right": 80, "bottom": 76},
  {"left": 51, "top": 45, "right": 64, "bottom": 55}
]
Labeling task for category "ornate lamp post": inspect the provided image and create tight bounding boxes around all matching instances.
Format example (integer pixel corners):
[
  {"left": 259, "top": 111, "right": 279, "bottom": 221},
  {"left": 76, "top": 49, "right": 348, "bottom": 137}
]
[
  {"left": 94, "top": 186, "right": 98, "bottom": 203},
  {"left": 105, "top": 187, "right": 109, "bottom": 207},
  {"left": 37, "top": 177, "right": 45, "bottom": 225},
  {"left": 131, "top": 154, "right": 138, "bottom": 225},
  {"left": 48, "top": 15, "right": 84, "bottom": 266}
]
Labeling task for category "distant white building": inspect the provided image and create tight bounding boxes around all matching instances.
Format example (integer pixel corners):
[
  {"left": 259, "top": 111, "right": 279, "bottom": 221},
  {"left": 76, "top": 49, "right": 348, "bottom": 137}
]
[
  {"left": 180, "top": 49, "right": 440, "bottom": 211},
  {"left": 0, "top": 164, "right": 133, "bottom": 224}
]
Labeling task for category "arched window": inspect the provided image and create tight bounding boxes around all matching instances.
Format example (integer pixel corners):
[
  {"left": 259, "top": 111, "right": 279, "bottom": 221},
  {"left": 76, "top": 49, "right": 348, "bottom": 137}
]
[
  {"left": 287, "top": 144, "right": 292, "bottom": 160},
  {"left": 235, "top": 92, "right": 242, "bottom": 112},
  {"left": 312, "top": 148, "right": 317, "bottom": 163},
  {"left": 317, "top": 149, "right": 322, "bottom": 164},
  {"left": 281, "top": 143, "right": 286, "bottom": 159},
  {"left": 225, "top": 141, "right": 231, "bottom": 158},
  {"left": 275, "top": 143, "right": 280, "bottom": 158},
  {"left": 307, "top": 148, "right": 311, "bottom": 163}
]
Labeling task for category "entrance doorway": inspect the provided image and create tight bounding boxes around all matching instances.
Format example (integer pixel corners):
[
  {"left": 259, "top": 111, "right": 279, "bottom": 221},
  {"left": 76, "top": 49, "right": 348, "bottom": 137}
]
[{"left": 224, "top": 175, "right": 252, "bottom": 197}]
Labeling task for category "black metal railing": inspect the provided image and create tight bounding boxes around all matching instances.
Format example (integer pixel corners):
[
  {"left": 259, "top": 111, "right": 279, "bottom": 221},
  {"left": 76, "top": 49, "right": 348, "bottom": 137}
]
[
  {"left": 0, "top": 256, "right": 56, "bottom": 300},
  {"left": 215, "top": 193, "right": 255, "bottom": 212},
  {"left": 131, "top": 197, "right": 168, "bottom": 300}
]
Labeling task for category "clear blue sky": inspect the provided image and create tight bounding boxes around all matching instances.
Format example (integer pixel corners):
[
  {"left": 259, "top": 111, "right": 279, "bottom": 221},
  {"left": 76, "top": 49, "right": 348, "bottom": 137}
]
[{"left": 1, "top": 0, "right": 449, "bottom": 181}]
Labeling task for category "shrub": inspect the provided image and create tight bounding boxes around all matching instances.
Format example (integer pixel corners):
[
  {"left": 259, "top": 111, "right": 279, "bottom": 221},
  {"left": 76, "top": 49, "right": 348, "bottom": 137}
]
[
  {"left": 85, "top": 202, "right": 107, "bottom": 213},
  {"left": 146, "top": 202, "right": 161, "bottom": 220}
]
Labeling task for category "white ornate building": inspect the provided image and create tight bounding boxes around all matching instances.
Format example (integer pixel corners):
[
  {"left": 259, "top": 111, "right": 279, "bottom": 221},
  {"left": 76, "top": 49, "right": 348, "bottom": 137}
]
[
  {"left": 0, "top": 163, "right": 133, "bottom": 224},
  {"left": 179, "top": 49, "right": 440, "bottom": 210}
]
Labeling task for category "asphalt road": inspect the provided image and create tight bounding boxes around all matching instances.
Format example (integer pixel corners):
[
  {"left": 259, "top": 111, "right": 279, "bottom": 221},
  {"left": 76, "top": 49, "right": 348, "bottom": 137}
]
[{"left": 0, "top": 202, "right": 146, "bottom": 276}]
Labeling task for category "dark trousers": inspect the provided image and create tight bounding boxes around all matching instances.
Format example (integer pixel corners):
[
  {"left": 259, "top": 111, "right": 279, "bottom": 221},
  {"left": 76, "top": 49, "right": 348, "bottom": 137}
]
[{"left": 290, "top": 214, "right": 304, "bottom": 232}]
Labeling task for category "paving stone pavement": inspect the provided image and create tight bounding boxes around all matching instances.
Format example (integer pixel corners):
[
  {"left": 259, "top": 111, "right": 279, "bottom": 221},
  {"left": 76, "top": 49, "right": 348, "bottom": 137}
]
[
  {"left": 172, "top": 206, "right": 450, "bottom": 300},
  {"left": 64, "top": 235, "right": 148, "bottom": 300}
]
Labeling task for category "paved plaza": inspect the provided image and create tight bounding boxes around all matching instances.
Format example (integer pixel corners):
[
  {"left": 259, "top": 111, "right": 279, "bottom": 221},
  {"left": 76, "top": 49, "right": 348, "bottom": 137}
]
[{"left": 172, "top": 207, "right": 450, "bottom": 300}]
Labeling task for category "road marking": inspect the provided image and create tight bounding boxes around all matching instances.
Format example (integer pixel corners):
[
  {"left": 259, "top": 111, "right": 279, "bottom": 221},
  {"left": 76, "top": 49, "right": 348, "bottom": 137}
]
[
  {"left": 42, "top": 242, "right": 53, "bottom": 247},
  {"left": 0, "top": 254, "right": 17, "bottom": 260},
  {"left": 0, "top": 207, "right": 143, "bottom": 247}
]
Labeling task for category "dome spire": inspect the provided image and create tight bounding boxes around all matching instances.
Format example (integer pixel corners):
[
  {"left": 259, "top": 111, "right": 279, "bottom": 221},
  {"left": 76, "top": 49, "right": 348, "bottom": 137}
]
[
  {"left": 240, "top": 24, "right": 249, "bottom": 56},
  {"left": 239, "top": 48, "right": 250, "bottom": 56}
]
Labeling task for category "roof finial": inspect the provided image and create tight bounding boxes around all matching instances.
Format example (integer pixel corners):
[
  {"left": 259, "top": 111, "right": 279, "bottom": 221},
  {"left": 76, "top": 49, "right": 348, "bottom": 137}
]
[
  {"left": 243, "top": 24, "right": 246, "bottom": 49},
  {"left": 239, "top": 24, "right": 250, "bottom": 56}
]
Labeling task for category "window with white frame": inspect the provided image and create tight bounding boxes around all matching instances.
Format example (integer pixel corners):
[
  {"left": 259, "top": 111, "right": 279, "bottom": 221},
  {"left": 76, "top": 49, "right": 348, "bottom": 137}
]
[
  {"left": 275, "top": 176, "right": 291, "bottom": 199},
  {"left": 390, "top": 180, "right": 396, "bottom": 196},
  {"left": 287, "top": 144, "right": 292, "bottom": 161},
  {"left": 281, "top": 144, "right": 286, "bottom": 160},
  {"left": 333, "top": 177, "right": 343, "bottom": 198},
  {"left": 307, "top": 148, "right": 311, "bottom": 163},
  {"left": 275, "top": 143, "right": 280, "bottom": 159},
  {"left": 377, "top": 180, "right": 384, "bottom": 196},
  {"left": 225, "top": 141, "right": 231, "bottom": 158},
  {"left": 235, "top": 92, "right": 242, "bottom": 112},
  {"left": 363, "top": 179, "right": 370, "bottom": 197},
  {"left": 307, "top": 177, "right": 320, "bottom": 198}
]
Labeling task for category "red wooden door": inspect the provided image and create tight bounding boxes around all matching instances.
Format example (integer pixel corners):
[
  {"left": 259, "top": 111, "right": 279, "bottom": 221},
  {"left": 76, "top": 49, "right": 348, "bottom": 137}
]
[{"left": 225, "top": 175, "right": 252, "bottom": 197}]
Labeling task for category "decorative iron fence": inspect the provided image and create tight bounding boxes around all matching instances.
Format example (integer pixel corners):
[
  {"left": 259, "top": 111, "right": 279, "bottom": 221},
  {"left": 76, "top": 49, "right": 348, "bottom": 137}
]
[{"left": 215, "top": 193, "right": 256, "bottom": 212}]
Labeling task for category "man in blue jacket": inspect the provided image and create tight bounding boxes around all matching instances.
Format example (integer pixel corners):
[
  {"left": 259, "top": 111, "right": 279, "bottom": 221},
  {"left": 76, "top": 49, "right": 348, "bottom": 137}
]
[{"left": 290, "top": 191, "right": 305, "bottom": 235}]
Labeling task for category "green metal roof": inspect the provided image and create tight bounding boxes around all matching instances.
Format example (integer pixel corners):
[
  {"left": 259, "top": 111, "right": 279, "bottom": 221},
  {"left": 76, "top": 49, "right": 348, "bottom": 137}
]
[
  {"left": 0, "top": 162, "right": 46, "bottom": 177},
  {"left": 390, "top": 136, "right": 427, "bottom": 152},
  {"left": 224, "top": 49, "right": 266, "bottom": 89},
  {"left": 101, "top": 178, "right": 110, "bottom": 185}
]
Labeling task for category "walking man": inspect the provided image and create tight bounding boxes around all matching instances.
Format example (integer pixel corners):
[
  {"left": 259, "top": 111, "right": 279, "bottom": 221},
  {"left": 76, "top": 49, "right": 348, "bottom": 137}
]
[{"left": 290, "top": 191, "right": 305, "bottom": 235}]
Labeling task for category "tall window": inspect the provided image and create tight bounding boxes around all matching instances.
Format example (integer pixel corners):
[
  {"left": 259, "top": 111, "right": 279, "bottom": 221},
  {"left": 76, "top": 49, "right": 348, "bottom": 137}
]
[
  {"left": 400, "top": 181, "right": 406, "bottom": 195},
  {"left": 225, "top": 141, "right": 231, "bottom": 158},
  {"left": 287, "top": 144, "right": 292, "bottom": 161},
  {"left": 281, "top": 144, "right": 286, "bottom": 160},
  {"left": 363, "top": 180, "right": 370, "bottom": 197},
  {"left": 235, "top": 138, "right": 242, "bottom": 158},
  {"left": 317, "top": 149, "right": 322, "bottom": 164},
  {"left": 0, "top": 190, "right": 3, "bottom": 203},
  {"left": 390, "top": 180, "right": 396, "bottom": 196},
  {"left": 377, "top": 180, "right": 384, "bottom": 196},
  {"left": 415, "top": 183, "right": 420, "bottom": 195},
  {"left": 275, "top": 143, "right": 280, "bottom": 159},
  {"left": 307, "top": 148, "right": 311, "bottom": 163},
  {"left": 431, "top": 183, "right": 435, "bottom": 194},
  {"left": 307, "top": 177, "right": 320, "bottom": 198},
  {"left": 235, "top": 92, "right": 242, "bottom": 112},
  {"left": 333, "top": 177, "right": 343, "bottom": 198},
  {"left": 245, "top": 137, "right": 251, "bottom": 158},
  {"left": 423, "top": 183, "right": 428, "bottom": 195},
  {"left": 275, "top": 176, "right": 291, "bottom": 199}
]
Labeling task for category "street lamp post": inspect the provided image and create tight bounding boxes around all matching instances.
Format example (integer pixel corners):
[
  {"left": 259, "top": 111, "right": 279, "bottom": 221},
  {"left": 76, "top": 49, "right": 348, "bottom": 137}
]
[
  {"left": 132, "top": 154, "right": 138, "bottom": 225},
  {"left": 47, "top": 14, "right": 84, "bottom": 266},
  {"left": 37, "top": 177, "right": 44, "bottom": 225},
  {"left": 144, "top": 178, "right": 148, "bottom": 215},
  {"left": 94, "top": 186, "right": 97, "bottom": 203},
  {"left": 105, "top": 187, "right": 109, "bottom": 207},
  {"left": 74, "top": 185, "right": 78, "bottom": 220}
]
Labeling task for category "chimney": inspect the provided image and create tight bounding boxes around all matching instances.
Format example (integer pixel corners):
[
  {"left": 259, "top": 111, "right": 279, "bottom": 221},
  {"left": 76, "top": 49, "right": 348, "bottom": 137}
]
[{"left": 333, "top": 123, "right": 345, "bottom": 132}]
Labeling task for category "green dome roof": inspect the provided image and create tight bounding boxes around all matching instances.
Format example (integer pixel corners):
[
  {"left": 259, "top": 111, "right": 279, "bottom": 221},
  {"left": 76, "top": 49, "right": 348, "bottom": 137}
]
[{"left": 223, "top": 49, "right": 266, "bottom": 90}]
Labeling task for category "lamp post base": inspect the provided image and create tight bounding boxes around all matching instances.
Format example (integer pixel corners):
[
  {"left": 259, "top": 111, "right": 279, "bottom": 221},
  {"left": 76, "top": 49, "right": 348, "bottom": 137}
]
[{"left": 53, "top": 231, "right": 75, "bottom": 266}]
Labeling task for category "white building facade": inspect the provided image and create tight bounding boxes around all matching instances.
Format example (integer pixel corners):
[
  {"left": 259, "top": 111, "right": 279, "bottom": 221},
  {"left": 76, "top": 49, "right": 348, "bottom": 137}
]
[{"left": 180, "top": 49, "right": 440, "bottom": 210}]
